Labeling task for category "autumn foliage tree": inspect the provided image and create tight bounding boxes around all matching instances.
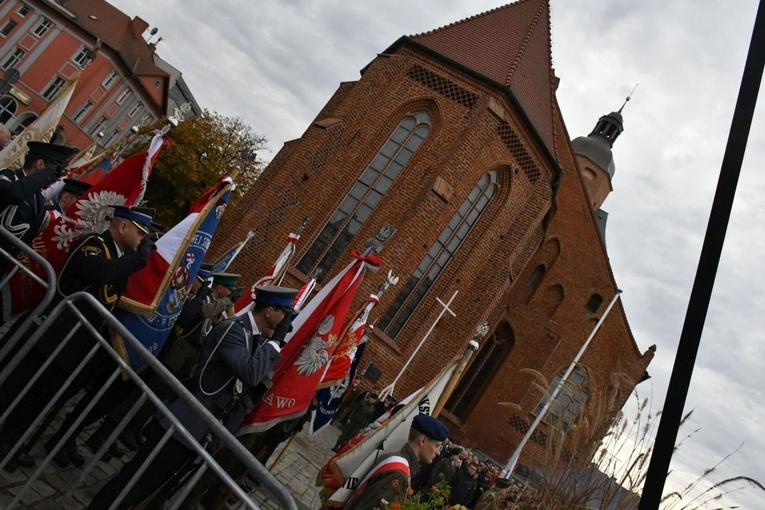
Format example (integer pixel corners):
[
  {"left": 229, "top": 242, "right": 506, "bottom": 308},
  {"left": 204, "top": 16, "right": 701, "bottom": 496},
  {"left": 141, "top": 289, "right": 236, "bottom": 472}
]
[{"left": 133, "top": 109, "right": 267, "bottom": 226}]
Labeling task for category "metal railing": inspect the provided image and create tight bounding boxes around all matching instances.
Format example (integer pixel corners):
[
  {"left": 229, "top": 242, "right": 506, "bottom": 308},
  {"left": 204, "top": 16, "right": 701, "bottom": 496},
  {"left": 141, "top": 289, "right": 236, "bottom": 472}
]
[
  {"left": 0, "top": 224, "right": 57, "bottom": 362},
  {"left": 0, "top": 227, "right": 298, "bottom": 509}
]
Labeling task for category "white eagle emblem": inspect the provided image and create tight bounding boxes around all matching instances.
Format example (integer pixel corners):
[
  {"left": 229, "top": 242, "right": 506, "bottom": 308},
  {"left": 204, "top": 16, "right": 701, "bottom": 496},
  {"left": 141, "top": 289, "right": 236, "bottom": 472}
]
[
  {"left": 294, "top": 315, "right": 335, "bottom": 376},
  {"left": 52, "top": 191, "right": 127, "bottom": 250}
]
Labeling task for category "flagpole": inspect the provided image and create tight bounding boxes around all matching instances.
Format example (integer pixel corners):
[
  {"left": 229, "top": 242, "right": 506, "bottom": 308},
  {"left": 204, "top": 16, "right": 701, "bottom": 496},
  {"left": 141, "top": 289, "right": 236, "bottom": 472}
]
[
  {"left": 431, "top": 323, "right": 487, "bottom": 417},
  {"left": 379, "top": 290, "right": 458, "bottom": 400},
  {"left": 501, "top": 290, "right": 622, "bottom": 478}
]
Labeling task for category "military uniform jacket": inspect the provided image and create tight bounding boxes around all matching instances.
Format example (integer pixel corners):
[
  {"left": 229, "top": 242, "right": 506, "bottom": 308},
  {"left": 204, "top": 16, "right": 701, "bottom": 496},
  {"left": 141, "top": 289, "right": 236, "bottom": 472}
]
[
  {"left": 34, "top": 230, "right": 147, "bottom": 370},
  {"left": 57, "top": 230, "right": 147, "bottom": 311},
  {"left": 0, "top": 166, "right": 58, "bottom": 255},
  {"left": 346, "top": 443, "right": 420, "bottom": 510},
  {"left": 163, "top": 288, "right": 234, "bottom": 380},
  {"left": 163, "top": 312, "right": 281, "bottom": 443}
]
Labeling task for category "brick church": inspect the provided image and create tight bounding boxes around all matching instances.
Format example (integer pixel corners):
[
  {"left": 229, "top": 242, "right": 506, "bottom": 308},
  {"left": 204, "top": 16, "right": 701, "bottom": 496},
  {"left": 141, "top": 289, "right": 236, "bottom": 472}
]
[{"left": 212, "top": 0, "right": 655, "bottom": 468}]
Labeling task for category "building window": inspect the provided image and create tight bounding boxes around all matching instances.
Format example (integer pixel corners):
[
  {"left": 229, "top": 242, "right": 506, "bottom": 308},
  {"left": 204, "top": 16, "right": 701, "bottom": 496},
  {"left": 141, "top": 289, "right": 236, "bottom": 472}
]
[
  {"left": 1, "top": 48, "right": 24, "bottom": 70},
  {"left": 379, "top": 170, "right": 498, "bottom": 339},
  {"left": 90, "top": 117, "right": 108, "bottom": 138},
  {"left": 72, "top": 101, "right": 92, "bottom": 123},
  {"left": 101, "top": 70, "right": 118, "bottom": 89},
  {"left": 116, "top": 89, "right": 131, "bottom": 105},
  {"left": 0, "top": 96, "right": 18, "bottom": 124},
  {"left": 128, "top": 103, "right": 141, "bottom": 117},
  {"left": 585, "top": 293, "right": 603, "bottom": 313},
  {"left": 535, "top": 367, "right": 590, "bottom": 432},
  {"left": 1, "top": 20, "right": 17, "bottom": 37},
  {"left": 18, "top": 4, "right": 31, "bottom": 16},
  {"left": 41, "top": 76, "right": 65, "bottom": 101},
  {"left": 297, "top": 111, "right": 431, "bottom": 281},
  {"left": 72, "top": 47, "right": 90, "bottom": 67},
  {"left": 32, "top": 18, "right": 53, "bottom": 37},
  {"left": 445, "top": 322, "right": 514, "bottom": 419}
]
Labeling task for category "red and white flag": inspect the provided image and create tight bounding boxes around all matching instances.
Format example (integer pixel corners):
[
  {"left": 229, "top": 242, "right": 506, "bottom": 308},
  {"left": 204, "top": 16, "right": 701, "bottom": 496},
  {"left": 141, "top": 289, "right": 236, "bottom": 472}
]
[
  {"left": 319, "top": 293, "right": 380, "bottom": 389},
  {"left": 238, "top": 251, "right": 380, "bottom": 434},
  {"left": 1, "top": 132, "right": 165, "bottom": 321},
  {"left": 114, "top": 176, "right": 234, "bottom": 366},
  {"left": 231, "top": 231, "right": 301, "bottom": 316},
  {"left": 317, "top": 358, "right": 459, "bottom": 506}
]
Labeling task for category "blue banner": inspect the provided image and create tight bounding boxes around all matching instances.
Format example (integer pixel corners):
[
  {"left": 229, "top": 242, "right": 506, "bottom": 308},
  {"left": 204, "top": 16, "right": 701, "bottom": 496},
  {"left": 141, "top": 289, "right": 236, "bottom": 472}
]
[
  {"left": 115, "top": 186, "right": 232, "bottom": 368},
  {"left": 310, "top": 339, "right": 368, "bottom": 435}
]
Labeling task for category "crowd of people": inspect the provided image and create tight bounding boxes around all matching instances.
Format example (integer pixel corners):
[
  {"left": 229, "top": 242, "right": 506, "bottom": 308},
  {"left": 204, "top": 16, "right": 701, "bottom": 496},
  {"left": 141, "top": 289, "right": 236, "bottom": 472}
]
[
  {"left": 0, "top": 140, "right": 303, "bottom": 508},
  {"left": 0, "top": 139, "right": 526, "bottom": 510}
]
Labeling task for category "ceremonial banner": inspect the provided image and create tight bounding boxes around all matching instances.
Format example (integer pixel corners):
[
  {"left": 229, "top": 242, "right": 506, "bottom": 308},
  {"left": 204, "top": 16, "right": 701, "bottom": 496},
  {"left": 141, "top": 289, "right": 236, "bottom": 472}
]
[
  {"left": 1, "top": 132, "right": 165, "bottom": 321},
  {"left": 318, "top": 358, "right": 459, "bottom": 506},
  {"left": 238, "top": 251, "right": 380, "bottom": 434},
  {"left": 114, "top": 176, "right": 233, "bottom": 367},
  {"left": 231, "top": 231, "right": 301, "bottom": 316},
  {"left": 320, "top": 293, "right": 380, "bottom": 388},
  {"left": 0, "top": 73, "right": 80, "bottom": 169},
  {"left": 68, "top": 149, "right": 119, "bottom": 186},
  {"left": 211, "top": 230, "right": 254, "bottom": 273},
  {"left": 309, "top": 334, "right": 368, "bottom": 436}
]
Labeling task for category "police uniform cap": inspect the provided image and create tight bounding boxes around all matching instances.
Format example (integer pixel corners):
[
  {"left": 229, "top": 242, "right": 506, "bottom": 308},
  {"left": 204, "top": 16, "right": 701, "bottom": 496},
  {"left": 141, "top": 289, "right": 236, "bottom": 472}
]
[
  {"left": 112, "top": 205, "right": 155, "bottom": 234},
  {"left": 253, "top": 285, "right": 298, "bottom": 310},
  {"left": 27, "top": 142, "right": 78, "bottom": 165},
  {"left": 61, "top": 178, "right": 92, "bottom": 197},
  {"left": 212, "top": 272, "right": 240, "bottom": 289},
  {"left": 412, "top": 414, "right": 449, "bottom": 441},
  {"left": 197, "top": 263, "right": 214, "bottom": 282}
]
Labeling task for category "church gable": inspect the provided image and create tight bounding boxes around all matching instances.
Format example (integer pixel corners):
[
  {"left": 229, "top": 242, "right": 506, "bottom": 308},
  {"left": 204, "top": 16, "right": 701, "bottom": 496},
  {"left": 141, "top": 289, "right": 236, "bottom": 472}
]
[{"left": 407, "top": 0, "right": 556, "bottom": 158}]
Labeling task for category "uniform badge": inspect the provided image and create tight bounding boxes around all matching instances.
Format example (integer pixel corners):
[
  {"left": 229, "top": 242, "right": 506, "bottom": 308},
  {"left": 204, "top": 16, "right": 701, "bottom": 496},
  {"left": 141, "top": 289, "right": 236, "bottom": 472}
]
[{"left": 83, "top": 246, "right": 101, "bottom": 256}]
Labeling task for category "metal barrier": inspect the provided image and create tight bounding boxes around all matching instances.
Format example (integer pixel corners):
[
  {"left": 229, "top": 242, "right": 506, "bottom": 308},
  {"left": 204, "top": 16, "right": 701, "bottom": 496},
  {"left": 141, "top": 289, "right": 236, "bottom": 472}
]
[
  {"left": 0, "top": 290, "right": 299, "bottom": 509},
  {"left": 0, "top": 224, "right": 57, "bottom": 363}
]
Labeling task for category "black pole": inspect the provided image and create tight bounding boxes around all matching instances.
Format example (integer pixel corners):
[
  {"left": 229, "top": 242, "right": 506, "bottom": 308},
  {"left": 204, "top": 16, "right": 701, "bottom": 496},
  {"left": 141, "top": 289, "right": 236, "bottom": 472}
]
[{"left": 639, "top": 2, "right": 765, "bottom": 508}]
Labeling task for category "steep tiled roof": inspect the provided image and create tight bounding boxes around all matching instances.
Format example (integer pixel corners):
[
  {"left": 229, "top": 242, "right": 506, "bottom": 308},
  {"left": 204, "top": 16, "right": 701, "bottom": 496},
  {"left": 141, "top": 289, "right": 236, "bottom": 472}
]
[
  {"left": 408, "top": 0, "right": 556, "bottom": 157},
  {"left": 61, "top": 0, "right": 168, "bottom": 78}
]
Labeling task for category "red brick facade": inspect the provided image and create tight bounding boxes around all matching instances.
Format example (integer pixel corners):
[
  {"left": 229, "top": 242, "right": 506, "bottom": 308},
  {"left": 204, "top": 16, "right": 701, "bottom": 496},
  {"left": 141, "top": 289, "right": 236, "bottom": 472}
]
[{"left": 211, "top": 0, "right": 654, "bottom": 469}]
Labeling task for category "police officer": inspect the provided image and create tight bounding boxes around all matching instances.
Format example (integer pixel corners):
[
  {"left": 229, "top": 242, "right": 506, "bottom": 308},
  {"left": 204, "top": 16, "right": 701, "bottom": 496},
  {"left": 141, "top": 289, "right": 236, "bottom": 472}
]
[
  {"left": 46, "top": 177, "right": 92, "bottom": 217},
  {"left": 87, "top": 268, "right": 241, "bottom": 453},
  {"left": 0, "top": 205, "right": 155, "bottom": 470},
  {"left": 162, "top": 271, "right": 241, "bottom": 381},
  {"left": 0, "top": 141, "right": 77, "bottom": 273},
  {"left": 345, "top": 414, "right": 449, "bottom": 510},
  {"left": 88, "top": 285, "right": 298, "bottom": 509}
]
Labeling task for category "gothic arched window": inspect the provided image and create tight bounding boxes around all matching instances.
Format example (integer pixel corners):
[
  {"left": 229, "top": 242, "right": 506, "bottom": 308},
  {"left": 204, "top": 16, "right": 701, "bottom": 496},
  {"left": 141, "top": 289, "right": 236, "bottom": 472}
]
[
  {"left": 379, "top": 171, "right": 498, "bottom": 339},
  {"left": 444, "top": 322, "right": 514, "bottom": 420},
  {"left": 534, "top": 367, "right": 590, "bottom": 432},
  {"left": 297, "top": 111, "right": 430, "bottom": 281}
]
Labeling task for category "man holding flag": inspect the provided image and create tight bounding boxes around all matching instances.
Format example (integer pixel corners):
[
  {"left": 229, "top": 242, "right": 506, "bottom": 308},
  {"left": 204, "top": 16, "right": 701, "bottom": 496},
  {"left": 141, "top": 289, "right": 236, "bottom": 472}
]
[
  {"left": 0, "top": 142, "right": 77, "bottom": 274},
  {"left": 0, "top": 205, "right": 155, "bottom": 470},
  {"left": 88, "top": 285, "right": 298, "bottom": 509}
]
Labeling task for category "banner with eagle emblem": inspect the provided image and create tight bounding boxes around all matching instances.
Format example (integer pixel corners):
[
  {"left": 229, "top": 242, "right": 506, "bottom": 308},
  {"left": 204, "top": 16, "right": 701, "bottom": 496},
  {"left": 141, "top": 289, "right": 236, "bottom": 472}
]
[
  {"left": 237, "top": 250, "right": 380, "bottom": 435},
  {"left": 1, "top": 132, "right": 165, "bottom": 321}
]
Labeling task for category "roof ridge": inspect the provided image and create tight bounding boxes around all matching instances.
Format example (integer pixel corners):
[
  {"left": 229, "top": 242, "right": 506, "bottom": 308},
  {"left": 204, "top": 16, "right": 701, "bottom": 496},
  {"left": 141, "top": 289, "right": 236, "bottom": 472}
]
[
  {"left": 410, "top": 0, "right": 532, "bottom": 39},
  {"left": 506, "top": 0, "right": 547, "bottom": 85}
]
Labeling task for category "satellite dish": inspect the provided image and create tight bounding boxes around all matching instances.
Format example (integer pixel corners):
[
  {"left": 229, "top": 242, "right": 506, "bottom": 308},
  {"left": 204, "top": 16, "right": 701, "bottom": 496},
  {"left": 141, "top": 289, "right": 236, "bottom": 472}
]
[{"left": 150, "top": 27, "right": 158, "bottom": 36}]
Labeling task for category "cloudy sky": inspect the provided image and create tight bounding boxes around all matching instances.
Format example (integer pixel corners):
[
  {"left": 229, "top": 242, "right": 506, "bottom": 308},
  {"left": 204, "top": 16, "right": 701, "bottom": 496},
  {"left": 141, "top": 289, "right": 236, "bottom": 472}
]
[{"left": 110, "top": 0, "right": 765, "bottom": 505}]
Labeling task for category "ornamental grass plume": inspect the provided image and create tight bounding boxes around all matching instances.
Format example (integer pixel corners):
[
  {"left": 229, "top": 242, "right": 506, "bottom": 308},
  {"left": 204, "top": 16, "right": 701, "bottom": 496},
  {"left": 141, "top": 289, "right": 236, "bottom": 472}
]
[{"left": 499, "top": 375, "right": 764, "bottom": 509}]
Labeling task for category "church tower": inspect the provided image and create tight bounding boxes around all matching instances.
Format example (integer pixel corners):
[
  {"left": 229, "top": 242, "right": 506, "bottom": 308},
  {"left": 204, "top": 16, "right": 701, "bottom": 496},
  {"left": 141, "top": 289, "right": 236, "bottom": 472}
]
[
  {"left": 211, "top": 0, "right": 654, "bottom": 469},
  {"left": 571, "top": 103, "right": 626, "bottom": 211}
]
